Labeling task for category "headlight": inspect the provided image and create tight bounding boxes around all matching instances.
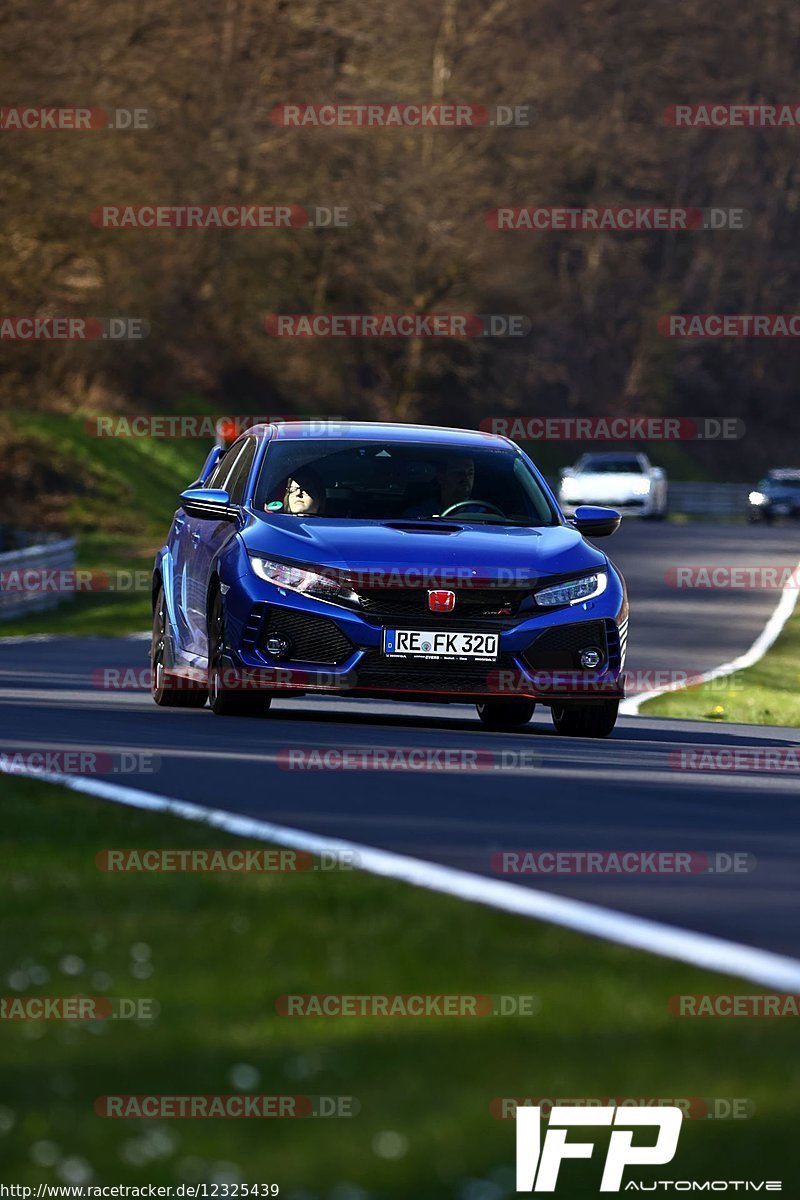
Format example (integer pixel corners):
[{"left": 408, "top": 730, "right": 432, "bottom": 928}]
[
  {"left": 250, "top": 556, "right": 353, "bottom": 603},
  {"left": 749, "top": 491, "right": 766, "bottom": 505},
  {"left": 534, "top": 571, "right": 608, "bottom": 607},
  {"left": 631, "top": 479, "right": 652, "bottom": 496}
]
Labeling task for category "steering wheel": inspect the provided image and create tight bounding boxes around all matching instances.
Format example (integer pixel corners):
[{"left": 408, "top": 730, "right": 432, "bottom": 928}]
[{"left": 439, "top": 499, "right": 506, "bottom": 518}]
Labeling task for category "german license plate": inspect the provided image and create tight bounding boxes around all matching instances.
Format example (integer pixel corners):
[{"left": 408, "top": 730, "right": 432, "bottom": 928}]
[{"left": 382, "top": 629, "right": 499, "bottom": 661}]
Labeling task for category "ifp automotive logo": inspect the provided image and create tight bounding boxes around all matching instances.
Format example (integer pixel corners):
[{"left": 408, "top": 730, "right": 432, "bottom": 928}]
[
  {"left": 516, "top": 1105, "right": 682, "bottom": 1192},
  {"left": 514, "top": 1104, "right": 782, "bottom": 1192}
]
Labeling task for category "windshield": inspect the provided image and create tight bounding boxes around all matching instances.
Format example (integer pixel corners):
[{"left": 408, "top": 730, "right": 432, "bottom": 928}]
[
  {"left": 577, "top": 457, "right": 644, "bottom": 475},
  {"left": 764, "top": 476, "right": 800, "bottom": 491},
  {"left": 254, "top": 439, "right": 558, "bottom": 525}
]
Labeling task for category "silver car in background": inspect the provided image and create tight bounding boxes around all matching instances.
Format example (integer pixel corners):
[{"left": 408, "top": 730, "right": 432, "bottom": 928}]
[{"left": 559, "top": 452, "right": 668, "bottom": 519}]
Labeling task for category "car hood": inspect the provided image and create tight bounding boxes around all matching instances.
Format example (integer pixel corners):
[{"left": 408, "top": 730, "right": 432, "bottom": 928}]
[
  {"left": 242, "top": 516, "right": 608, "bottom": 582},
  {"left": 765, "top": 486, "right": 800, "bottom": 501}
]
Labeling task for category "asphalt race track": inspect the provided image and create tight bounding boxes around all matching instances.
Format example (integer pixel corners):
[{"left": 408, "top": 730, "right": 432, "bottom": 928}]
[{"left": 2, "top": 522, "right": 799, "bottom": 958}]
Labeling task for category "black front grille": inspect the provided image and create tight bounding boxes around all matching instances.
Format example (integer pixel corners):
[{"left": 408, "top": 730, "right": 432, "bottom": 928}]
[
  {"left": 355, "top": 587, "right": 528, "bottom": 627},
  {"left": 258, "top": 609, "right": 355, "bottom": 665},
  {"left": 523, "top": 620, "right": 609, "bottom": 672},
  {"left": 353, "top": 651, "right": 517, "bottom": 695}
]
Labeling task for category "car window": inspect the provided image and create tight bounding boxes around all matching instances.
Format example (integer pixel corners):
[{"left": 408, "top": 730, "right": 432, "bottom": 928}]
[
  {"left": 205, "top": 447, "right": 234, "bottom": 489},
  {"left": 254, "top": 439, "right": 558, "bottom": 525},
  {"left": 225, "top": 438, "right": 258, "bottom": 505},
  {"left": 205, "top": 439, "right": 248, "bottom": 493},
  {"left": 578, "top": 458, "right": 644, "bottom": 474}
]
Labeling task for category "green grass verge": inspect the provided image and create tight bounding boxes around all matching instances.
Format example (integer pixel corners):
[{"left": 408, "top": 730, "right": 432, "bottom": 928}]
[
  {"left": 2, "top": 409, "right": 212, "bottom": 538},
  {"left": 0, "top": 404, "right": 211, "bottom": 636},
  {"left": 0, "top": 777, "right": 796, "bottom": 1195},
  {"left": 641, "top": 602, "right": 800, "bottom": 725}
]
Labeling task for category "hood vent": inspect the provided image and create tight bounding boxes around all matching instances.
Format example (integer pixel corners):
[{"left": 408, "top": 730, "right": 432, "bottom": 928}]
[{"left": 381, "top": 521, "right": 463, "bottom": 535}]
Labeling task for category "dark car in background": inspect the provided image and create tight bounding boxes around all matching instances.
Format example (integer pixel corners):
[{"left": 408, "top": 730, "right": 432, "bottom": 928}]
[{"left": 748, "top": 468, "right": 800, "bottom": 523}]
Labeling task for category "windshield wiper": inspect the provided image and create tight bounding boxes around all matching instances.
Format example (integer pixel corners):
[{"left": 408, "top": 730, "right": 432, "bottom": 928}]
[{"left": 451, "top": 515, "right": 537, "bottom": 526}]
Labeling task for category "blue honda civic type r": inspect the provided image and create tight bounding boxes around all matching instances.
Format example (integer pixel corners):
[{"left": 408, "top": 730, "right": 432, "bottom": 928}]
[{"left": 151, "top": 422, "right": 627, "bottom": 736}]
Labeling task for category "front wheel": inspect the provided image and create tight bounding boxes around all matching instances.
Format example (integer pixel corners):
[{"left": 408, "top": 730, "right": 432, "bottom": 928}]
[
  {"left": 151, "top": 586, "right": 207, "bottom": 708},
  {"left": 208, "top": 590, "right": 270, "bottom": 717},
  {"left": 476, "top": 699, "right": 535, "bottom": 730},
  {"left": 551, "top": 701, "right": 618, "bottom": 738}
]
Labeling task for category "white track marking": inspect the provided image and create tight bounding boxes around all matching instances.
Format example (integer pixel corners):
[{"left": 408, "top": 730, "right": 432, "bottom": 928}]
[
  {"left": 3, "top": 764, "right": 800, "bottom": 991},
  {"left": 621, "top": 557, "right": 800, "bottom": 714}
]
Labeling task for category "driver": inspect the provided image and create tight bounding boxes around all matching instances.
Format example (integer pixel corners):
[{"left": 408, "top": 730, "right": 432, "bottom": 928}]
[
  {"left": 275, "top": 469, "right": 324, "bottom": 516},
  {"left": 403, "top": 455, "right": 475, "bottom": 517}
]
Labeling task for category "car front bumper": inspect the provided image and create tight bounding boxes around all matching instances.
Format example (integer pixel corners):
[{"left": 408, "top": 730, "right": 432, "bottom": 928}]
[{"left": 211, "top": 574, "right": 629, "bottom": 705}]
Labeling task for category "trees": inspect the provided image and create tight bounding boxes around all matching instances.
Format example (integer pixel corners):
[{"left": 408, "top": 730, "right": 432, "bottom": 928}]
[{"left": 2, "top": 0, "right": 799, "bottom": 481}]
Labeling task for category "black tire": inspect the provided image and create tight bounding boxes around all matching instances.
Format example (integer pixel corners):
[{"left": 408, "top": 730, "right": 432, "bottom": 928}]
[
  {"left": 551, "top": 700, "right": 618, "bottom": 738},
  {"left": 476, "top": 699, "right": 535, "bottom": 730},
  {"left": 151, "top": 585, "right": 208, "bottom": 708},
  {"left": 208, "top": 590, "right": 270, "bottom": 717}
]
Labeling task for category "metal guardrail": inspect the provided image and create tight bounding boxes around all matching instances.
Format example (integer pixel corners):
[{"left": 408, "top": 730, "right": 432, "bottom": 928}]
[
  {"left": 0, "top": 537, "right": 77, "bottom": 621},
  {"left": 666, "top": 481, "right": 751, "bottom": 516}
]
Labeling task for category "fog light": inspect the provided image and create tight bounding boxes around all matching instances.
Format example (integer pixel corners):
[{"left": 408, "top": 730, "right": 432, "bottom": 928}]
[
  {"left": 579, "top": 646, "right": 603, "bottom": 669},
  {"left": 265, "top": 634, "right": 291, "bottom": 659}
]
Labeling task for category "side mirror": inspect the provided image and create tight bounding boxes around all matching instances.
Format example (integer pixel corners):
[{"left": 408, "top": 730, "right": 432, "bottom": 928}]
[
  {"left": 179, "top": 487, "right": 237, "bottom": 521},
  {"left": 570, "top": 504, "right": 621, "bottom": 538}
]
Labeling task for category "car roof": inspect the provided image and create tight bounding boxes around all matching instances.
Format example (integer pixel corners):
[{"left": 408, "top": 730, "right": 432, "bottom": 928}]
[
  {"left": 767, "top": 467, "right": 800, "bottom": 478},
  {"left": 244, "top": 420, "right": 514, "bottom": 449}
]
